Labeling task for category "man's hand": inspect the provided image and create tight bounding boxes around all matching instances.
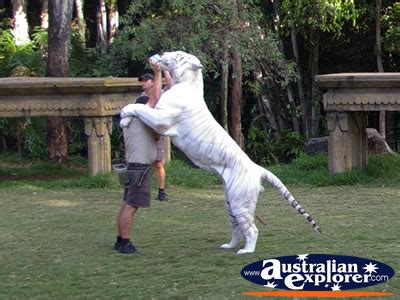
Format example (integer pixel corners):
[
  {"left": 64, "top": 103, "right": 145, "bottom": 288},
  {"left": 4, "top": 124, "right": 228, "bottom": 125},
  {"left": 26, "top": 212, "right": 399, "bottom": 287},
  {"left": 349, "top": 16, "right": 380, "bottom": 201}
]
[
  {"left": 149, "top": 60, "right": 161, "bottom": 74},
  {"left": 147, "top": 59, "right": 162, "bottom": 108}
]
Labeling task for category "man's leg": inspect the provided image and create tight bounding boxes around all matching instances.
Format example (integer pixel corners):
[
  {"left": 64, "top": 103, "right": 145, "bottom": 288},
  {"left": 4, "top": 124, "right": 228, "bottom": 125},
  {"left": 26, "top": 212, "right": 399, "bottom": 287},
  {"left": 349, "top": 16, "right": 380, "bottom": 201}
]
[
  {"left": 115, "top": 202, "right": 138, "bottom": 254},
  {"left": 155, "top": 138, "right": 168, "bottom": 201},
  {"left": 118, "top": 203, "right": 138, "bottom": 238},
  {"left": 154, "top": 160, "right": 168, "bottom": 201},
  {"left": 154, "top": 160, "right": 165, "bottom": 189}
]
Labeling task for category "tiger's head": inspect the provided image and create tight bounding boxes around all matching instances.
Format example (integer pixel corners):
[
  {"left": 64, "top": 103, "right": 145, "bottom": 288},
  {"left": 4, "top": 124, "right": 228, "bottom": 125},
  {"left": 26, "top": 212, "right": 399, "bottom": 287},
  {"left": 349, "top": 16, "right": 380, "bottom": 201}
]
[{"left": 158, "top": 51, "right": 203, "bottom": 84}]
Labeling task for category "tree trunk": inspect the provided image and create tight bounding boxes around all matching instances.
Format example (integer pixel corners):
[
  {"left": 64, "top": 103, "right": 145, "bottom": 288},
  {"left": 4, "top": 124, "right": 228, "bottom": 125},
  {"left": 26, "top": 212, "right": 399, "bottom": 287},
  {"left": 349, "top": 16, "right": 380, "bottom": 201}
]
[
  {"left": 376, "top": 0, "right": 384, "bottom": 73},
  {"left": 286, "top": 87, "right": 300, "bottom": 133},
  {"left": 291, "top": 28, "right": 308, "bottom": 135},
  {"left": 40, "top": 0, "right": 48, "bottom": 29},
  {"left": 46, "top": 0, "right": 73, "bottom": 162},
  {"left": 376, "top": 0, "right": 386, "bottom": 138},
  {"left": 107, "top": 0, "right": 118, "bottom": 45},
  {"left": 220, "top": 34, "right": 229, "bottom": 132},
  {"left": 272, "top": 0, "right": 300, "bottom": 134},
  {"left": 11, "top": 0, "right": 30, "bottom": 45},
  {"left": 75, "top": 0, "right": 86, "bottom": 44},
  {"left": 253, "top": 68, "right": 280, "bottom": 139},
  {"left": 97, "top": 0, "right": 107, "bottom": 53},
  {"left": 230, "top": 48, "right": 244, "bottom": 147},
  {"left": 310, "top": 29, "right": 320, "bottom": 137},
  {"left": 229, "top": 0, "right": 244, "bottom": 148}
]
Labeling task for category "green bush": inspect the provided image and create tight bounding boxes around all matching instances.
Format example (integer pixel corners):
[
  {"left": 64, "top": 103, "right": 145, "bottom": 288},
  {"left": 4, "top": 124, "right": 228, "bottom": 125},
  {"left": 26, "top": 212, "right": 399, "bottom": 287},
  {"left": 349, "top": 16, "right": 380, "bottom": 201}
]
[
  {"left": 246, "top": 126, "right": 304, "bottom": 165},
  {"left": 290, "top": 153, "right": 328, "bottom": 171},
  {"left": 269, "top": 153, "right": 399, "bottom": 187},
  {"left": 366, "top": 154, "right": 400, "bottom": 179},
  {"left": 110, "top": 117, "right": 125, "bottom": 162},
  {"left": 22, "top": 117, "right": 47, "bottom": 159}
]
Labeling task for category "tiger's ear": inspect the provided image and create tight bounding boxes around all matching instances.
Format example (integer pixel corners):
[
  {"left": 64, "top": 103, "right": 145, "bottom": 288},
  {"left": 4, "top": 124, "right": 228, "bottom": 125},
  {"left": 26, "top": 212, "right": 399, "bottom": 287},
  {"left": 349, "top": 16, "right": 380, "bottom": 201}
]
[{"left": 191, "top": 62, "right": 203, "bottom": 70}]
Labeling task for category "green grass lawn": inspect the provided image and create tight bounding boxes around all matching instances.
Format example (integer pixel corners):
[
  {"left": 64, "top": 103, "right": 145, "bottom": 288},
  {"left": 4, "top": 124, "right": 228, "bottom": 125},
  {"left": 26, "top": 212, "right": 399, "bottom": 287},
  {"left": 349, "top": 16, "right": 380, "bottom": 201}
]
[
  {"left": 0, "top": 153, "right": 399, "bottom": 299},
  {"left": 0, "top": 182, "right": 398, "bottom": 299}
]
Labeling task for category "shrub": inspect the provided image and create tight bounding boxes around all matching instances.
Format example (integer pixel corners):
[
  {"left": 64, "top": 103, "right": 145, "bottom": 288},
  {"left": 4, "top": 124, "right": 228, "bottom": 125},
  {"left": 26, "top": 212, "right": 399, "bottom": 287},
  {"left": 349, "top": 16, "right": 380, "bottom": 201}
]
[
  {"left": 290, "top": 153, "right": 328, "bottom": 171},
  {"left": 22, "top": 117, "right": 47, "bottom": 159},
  {"left": 366, "top": 154, "right": 400, "bottom": 179},
  {"left": 245, "top": 126, "right": 304, "bottom": 165}
]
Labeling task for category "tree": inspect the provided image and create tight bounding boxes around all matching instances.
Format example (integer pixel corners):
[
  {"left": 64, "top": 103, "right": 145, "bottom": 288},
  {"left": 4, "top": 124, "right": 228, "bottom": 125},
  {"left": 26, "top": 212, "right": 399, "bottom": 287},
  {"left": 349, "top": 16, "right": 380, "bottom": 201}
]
[
  {"left": 96, "top": 0, "right": 107, "bottom": 53},
  {"left": 220, "top": 33, "right": 229, "bottom": 132},
  {"left": 116, "top": 0, "right": 293, "bottom": 147},
  {"left": 382, "top": 1, "right": 400, "bottom": 57},
  {"left": 376, "top": 0, "right": 384, "bottom": 72},
  {"left": 271, "top": 0, "right": 300, "bottom": 134},
  {"left": 46, "top": 0, "right": 74, "bottom": 162},
  {"left": 230, "top": 0, "right": 244, "bottom": 147},
  {"left": 74, "top": 0, "right": 86, "bottom": 44},
  {"left": 107, "top": 0, "right": 118, "bottom": 45},
  {"left": 375, "top": 0, "right": 385, "bottom": 138},
  {"left": 40, "top": 0, "right": 49, "bottom": 29},
  {"left": 280, "top": 0, "right": 357, "bottom": 136},
  {"left": 11, "top": 0, "right": 30, "bottom": 45}
]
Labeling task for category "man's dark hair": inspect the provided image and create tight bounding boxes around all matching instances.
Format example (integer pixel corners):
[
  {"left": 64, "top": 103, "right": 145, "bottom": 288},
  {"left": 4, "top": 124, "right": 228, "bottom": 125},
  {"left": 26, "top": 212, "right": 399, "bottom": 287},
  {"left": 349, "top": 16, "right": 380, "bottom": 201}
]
[
  {"left": 138, "top": 73, "right": 154, "bottom": 81},
  {"left": 135, "top": 95, "right": 149, "bottom": 104}
]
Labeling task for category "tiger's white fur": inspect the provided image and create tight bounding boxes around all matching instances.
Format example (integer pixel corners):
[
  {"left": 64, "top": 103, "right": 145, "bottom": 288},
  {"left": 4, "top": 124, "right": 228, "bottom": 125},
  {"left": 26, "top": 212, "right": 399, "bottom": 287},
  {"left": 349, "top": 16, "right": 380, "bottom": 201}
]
[{"left": 121, "top": 51, "right": 321, "bottom": 254}]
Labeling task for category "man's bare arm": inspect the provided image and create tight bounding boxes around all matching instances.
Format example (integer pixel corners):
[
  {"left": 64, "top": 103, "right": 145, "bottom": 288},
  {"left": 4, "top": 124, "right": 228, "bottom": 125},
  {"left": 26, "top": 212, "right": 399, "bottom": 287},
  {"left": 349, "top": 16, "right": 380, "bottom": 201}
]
[{"left": 147, "top": 60, "right": 162, "bottom": 108}]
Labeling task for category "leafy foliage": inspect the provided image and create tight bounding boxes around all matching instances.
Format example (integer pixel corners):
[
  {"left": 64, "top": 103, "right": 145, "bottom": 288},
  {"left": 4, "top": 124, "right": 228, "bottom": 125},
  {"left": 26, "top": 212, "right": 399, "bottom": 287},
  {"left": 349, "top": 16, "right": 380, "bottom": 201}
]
[
  {"left": 268, "top": 152, "right": 400, "bottom": 187},
  {"left": 280, "top": 0, "right": 357, "bottom": 34},
  {"left": 0, "top": 0, "right": 399, "bottom": 164},
  {"left": 245, "top": 126, "right": 304, "bottom": 165},
  {"left": 109, "top": 117, "right": 125, "bottom": 162},
  {"left": 382, "top": 2, "right": 400, "bottom": 54},
  {"left": 21, "top": 118, "right": 47, "bottom": 159},
  {"left": 0, "top": 118, "right": 16, "bottom": 149},
  {"left": 0, "top": 30, "right": 46, "bottom": 77},
  {"left": 366, "top": 153, "right": 400, "bottom": 179},
  {"left": 113, "top": 0, "right": 295, "bottom": 82}
]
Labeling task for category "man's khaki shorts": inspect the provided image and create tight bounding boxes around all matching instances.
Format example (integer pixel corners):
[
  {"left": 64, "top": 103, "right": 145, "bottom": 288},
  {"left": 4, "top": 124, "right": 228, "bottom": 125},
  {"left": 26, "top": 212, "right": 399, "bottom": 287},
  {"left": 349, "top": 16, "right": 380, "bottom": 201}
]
[{"left": 123, "top": 163, "right": 152, "bottom": 208}]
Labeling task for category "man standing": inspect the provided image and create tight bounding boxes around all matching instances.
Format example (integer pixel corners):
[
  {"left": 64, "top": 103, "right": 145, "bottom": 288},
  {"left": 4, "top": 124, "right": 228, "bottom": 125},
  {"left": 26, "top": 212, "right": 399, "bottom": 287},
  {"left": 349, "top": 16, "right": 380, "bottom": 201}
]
[
  {"left": 138, "top": 71, "right": 171, "bottom": 201},
  {"left": 114, "top": 61, "right": 165, "bottom": 254}
]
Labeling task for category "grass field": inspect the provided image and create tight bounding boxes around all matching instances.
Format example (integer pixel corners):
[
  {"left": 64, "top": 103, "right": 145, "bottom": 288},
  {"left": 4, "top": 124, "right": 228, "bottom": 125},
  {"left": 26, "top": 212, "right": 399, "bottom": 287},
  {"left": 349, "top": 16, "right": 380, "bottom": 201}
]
[
  {"left": 0, "top": 181, "right": 399, "bottom": 299},
  {"left": 0, "top": 153, "right": 399, "bottom": 299}
]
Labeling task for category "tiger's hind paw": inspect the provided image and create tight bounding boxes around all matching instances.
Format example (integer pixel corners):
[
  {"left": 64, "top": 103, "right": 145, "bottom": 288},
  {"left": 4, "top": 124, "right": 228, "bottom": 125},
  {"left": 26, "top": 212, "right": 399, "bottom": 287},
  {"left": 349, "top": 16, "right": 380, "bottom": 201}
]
[
  {"left": 220, "top": 243, "right": 236, "bottom": 249},
  {"left": 237, "top": 248, "right": 255, "bottom": 255}
]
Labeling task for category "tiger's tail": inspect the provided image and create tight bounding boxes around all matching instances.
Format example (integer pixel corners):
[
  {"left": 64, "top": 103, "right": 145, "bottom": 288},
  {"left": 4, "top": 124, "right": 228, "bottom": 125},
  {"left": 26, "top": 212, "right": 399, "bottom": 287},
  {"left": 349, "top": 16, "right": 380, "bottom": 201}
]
[{"left": 260, "top": 167, "right": 322, "bottom": 234}]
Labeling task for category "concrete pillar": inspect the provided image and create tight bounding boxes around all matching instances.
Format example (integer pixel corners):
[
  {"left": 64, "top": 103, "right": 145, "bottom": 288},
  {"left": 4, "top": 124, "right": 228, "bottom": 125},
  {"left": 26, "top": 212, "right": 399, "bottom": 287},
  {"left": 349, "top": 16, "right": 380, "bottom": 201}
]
[
  {"left": 327, "top": 112, "right": 367, "bottom": 173},
  {"left": 84, "top": 117, "right": 113, "bottom": 175}
]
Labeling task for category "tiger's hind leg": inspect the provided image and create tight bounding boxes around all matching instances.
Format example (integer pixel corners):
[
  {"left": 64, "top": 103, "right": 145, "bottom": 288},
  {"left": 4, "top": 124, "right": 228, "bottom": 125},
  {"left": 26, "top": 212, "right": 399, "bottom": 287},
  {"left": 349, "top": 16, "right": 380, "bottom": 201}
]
[
  {"left": 230, "top": 187, "right": 259, "bottom": 255},
  {"left": 221, "top": 171, "right": 261, "bottom": 254},
  {"left": 235, "top": 212, "right": 259, "bottom": 255},
  {"left": 220, "top": 202, "right": 244, "bottom": 249}
]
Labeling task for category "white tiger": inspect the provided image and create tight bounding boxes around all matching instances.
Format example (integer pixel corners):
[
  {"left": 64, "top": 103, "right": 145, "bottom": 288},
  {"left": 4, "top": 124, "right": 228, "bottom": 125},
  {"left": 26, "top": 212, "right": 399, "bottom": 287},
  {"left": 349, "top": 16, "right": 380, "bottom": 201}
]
[{"left": 120, "top": 51, "right": 321, "bottom": 255}]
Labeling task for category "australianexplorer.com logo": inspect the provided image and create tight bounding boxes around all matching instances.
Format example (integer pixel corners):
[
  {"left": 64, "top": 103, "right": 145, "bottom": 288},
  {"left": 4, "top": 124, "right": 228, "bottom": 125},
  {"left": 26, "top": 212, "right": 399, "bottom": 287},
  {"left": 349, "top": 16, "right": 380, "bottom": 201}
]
[{"left": 241, "top": 254, "right": 395, "bottom": 298}]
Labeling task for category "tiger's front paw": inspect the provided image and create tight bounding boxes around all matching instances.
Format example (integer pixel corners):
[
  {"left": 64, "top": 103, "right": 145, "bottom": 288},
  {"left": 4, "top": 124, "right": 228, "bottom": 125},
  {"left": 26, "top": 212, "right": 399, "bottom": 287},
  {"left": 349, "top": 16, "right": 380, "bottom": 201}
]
[
  {"left": 120, "top": 117, "right": 133, "bottom": 128},
  {"left": 120, "top": 104, "right": 137, "bottom": 119}
]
